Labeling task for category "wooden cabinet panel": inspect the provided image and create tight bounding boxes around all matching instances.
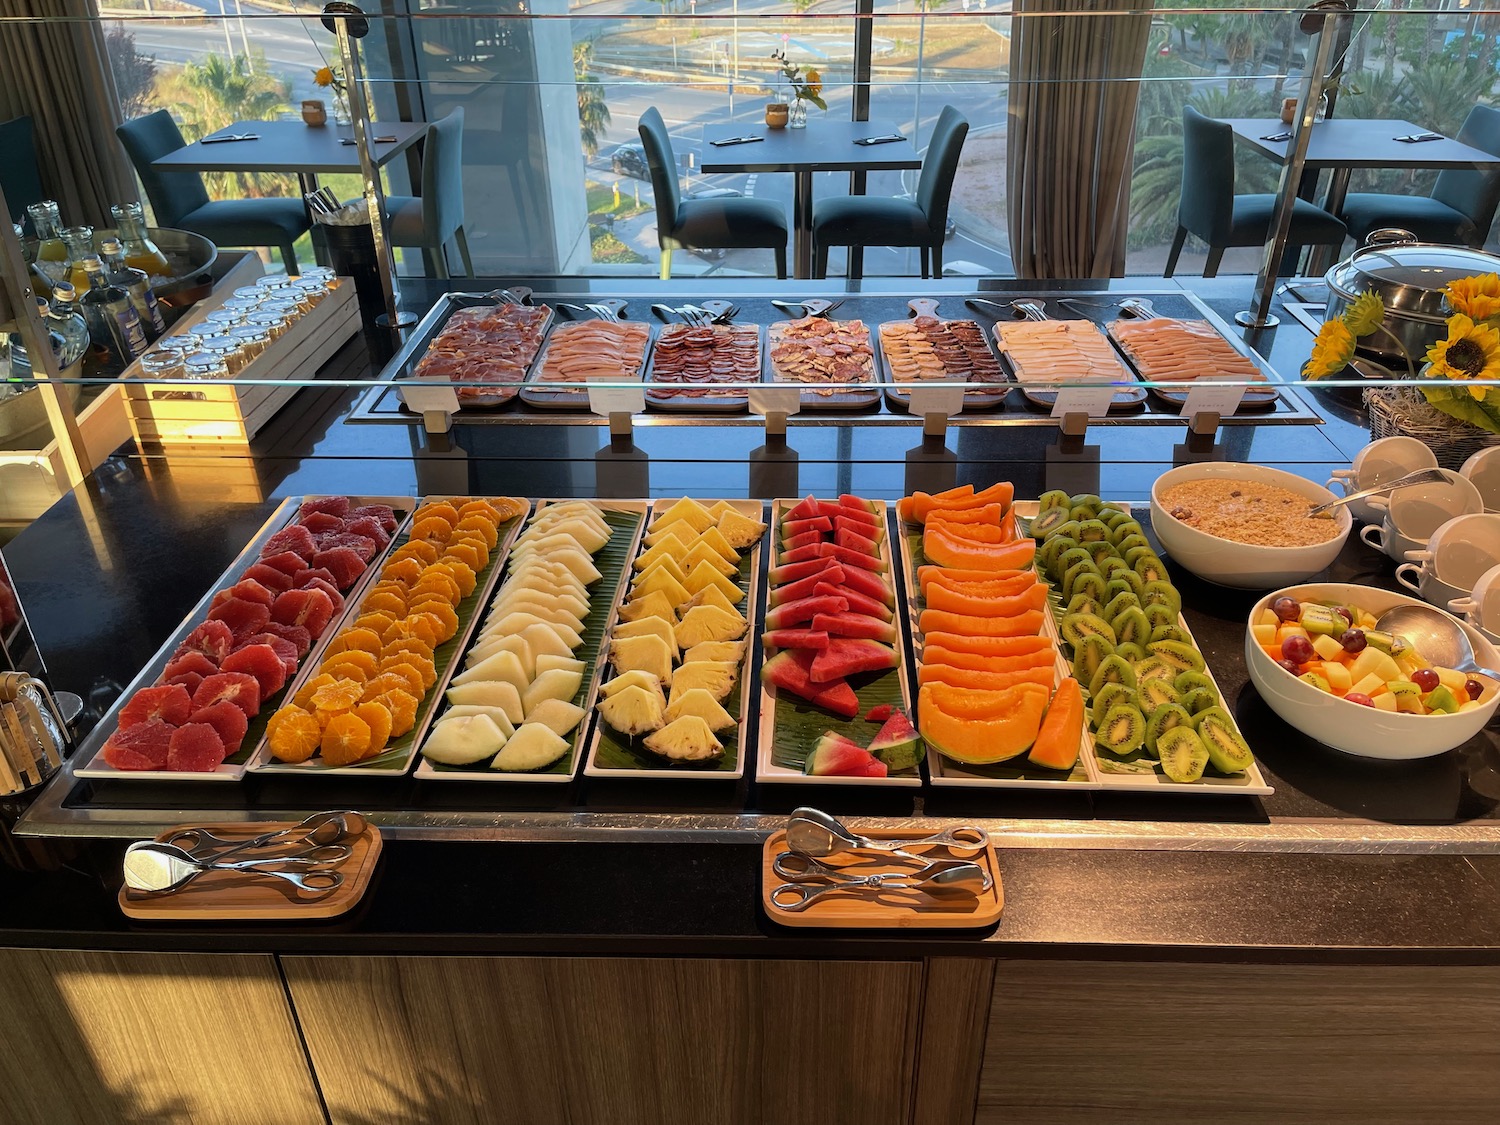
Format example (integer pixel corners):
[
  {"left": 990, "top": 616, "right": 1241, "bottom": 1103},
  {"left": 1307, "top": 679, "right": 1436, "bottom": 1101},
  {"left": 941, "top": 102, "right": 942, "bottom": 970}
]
[
  {"left": 979, "top": 960, "right": 1500, "bottom": 1125},
  {"left": 284, "top": 955, "right": 922, "bottom": 1125},
  {"left": 0, "top": 949, "right": 324, "bottom": 1125},
  {"left": 912, "top": 958, "right": 994, "bottom": 1125}
]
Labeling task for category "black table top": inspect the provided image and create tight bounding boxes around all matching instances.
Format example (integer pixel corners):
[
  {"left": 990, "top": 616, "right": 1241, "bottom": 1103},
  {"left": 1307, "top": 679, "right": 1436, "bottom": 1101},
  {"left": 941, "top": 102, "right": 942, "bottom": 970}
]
[
  {"left": 152, "top": 119, "right": 427, "bottom": 175},
  {"left": 1225, "top": 116, "right": 1500, "bottom": 170},
  {"left": 701, "top": 119, "right": 922, "bottom": 174}
]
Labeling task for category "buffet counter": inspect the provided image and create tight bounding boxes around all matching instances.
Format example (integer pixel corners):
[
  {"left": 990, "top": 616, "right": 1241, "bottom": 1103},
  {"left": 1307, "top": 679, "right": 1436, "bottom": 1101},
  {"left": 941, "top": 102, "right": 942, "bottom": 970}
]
[{"left": 1, "top": 278, "right": 1497, "bottom": 1125}]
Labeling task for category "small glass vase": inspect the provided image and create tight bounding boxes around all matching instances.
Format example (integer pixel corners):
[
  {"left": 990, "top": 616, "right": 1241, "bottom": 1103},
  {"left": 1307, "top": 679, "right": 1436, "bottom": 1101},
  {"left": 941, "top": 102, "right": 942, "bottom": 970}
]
[
  {"left": 333, "top": 91, "right": 353, "bottom": 139},
  {"left": 788, "top": 99, "right": 808, "bottom": 129}
]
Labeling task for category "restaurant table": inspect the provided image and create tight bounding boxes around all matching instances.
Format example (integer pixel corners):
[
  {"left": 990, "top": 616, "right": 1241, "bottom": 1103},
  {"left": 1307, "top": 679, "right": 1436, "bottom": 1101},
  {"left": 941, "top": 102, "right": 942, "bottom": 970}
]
[
  {"left": 700, "top": 119, "right": 921, "bottom": 279},
  {"left": 1224, "top": 116, "right": 1500, "bottom": 272}
]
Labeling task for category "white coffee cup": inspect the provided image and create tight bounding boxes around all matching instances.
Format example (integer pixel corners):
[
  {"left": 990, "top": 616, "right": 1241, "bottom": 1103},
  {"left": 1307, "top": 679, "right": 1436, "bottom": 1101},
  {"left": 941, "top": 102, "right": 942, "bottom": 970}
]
[
  {"left": 1327, "top": 436, "right": 1439, "bottom": 524},
  {"left": 1400, "top": 512, "right": 1500, "bottom": 590},
  {"left": 1447, "top": 561, "right": 1500, "bottom": 635},
  {"left": 1360, "top": 469, "right": 1484, "bottom": 561},
  {"left": 1459, "top": 445, "right": 1500, "bottom": 512},
  {"left": 1395, "top": 558, "right": 1474, "bottom": 611}
]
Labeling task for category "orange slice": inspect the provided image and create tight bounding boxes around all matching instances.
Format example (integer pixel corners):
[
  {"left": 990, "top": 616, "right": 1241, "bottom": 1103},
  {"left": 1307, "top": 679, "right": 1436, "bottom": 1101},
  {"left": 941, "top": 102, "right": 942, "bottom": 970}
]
[
  {"left": 411, "top": 517, "right": 454, "bottom": 544},
  {"left": 380, "top": 635, "right": 434, "bottom": 662},
  {"left": 354, "top": 701, "right": 393, "bottom": 755},
  {"left": 454, "top": 517, "right": 499, "bottom": 548},
  {"left": 353, "top": 611, "right": 398, "bottom": 636},
  {"left": 310, "top": 677, "right": 363, "bottom": 715},
  {"left": 385, "top": 688, "right": 419, "bottom": 736},
  {"left": 433, "top": 559, "right": 477, "bottom": 598},
  {"left": 414, "top": 569, "right": 460, "bottom": 601},
  {"left": 320, "top": 654, "right": 377, "bottom": 684},
  {"left": 417, "top": 602, "right": 460, "bottom": 642},
  {"left": 293, "top": 673, "right": 338, "bottom": 711},
  {"left": 376, "top": 661, "right": 425, "bottom": 698},
  {"left": 407, "top": 591, "right": 454, "bottom": 615},
  {"left": 334, "top": 626, "right": 384, "bottom": 658},
  {"left": 267, "top": 706, "right": 321, "bottom": 763},
  {"left": 441, "top": 539, "right": 486, "bottom": 572},
  {"left": 391, "top": 539, "right": 440, "bottom": 566},
  {"left": 379, "top": 557, "right": 425, "bottom": 589},
  {"left": 384, "top": 615, "right": 442, "bottom": 649},
  {"left": 320, "top": 711, "right": 373, "bottom": 766},
  {"left": 413, "top": 500, "right": 460, "bottom": 526},
  {"left": 362, "top": 590, "right": 408, "bottom": 618},
  {"left": 456, "top": 499, "right": 502, "bottom": 523}
]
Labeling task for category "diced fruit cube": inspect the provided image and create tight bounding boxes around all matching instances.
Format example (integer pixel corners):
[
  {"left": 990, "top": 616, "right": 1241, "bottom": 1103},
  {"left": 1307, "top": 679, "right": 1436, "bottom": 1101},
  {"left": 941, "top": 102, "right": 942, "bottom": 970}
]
[
  {"left": 1311, "top": 633, "right": 1345, "bottom": 662},
  {"left": 1250, "top": 623, "right": 1277, "bottom": 646},
  {"left": 1435, "top": 667, "right": 1467, "bottom": 692},
  {"left": 1298, "top": 604, "right": 1342, "bottom": 636},
  {"left": 1277, "top": 624, "right": 1308, "bottom": 643},
  {"left": 1387, "top": 681, "right": 1424, "bottom": 714},
  {"left": 1350, "top": 672, "right": 1386, "bottom": 699},
  {"left": 1256, "top": 608, "right": 1280, "bottom": 629},
  {"left": 1322, "top": 661, "right": 1352, "bottom": 696},
  {"left": 1370, "top": 692, "right": 1398, "bottom": 713},
  {"left": 1348, "top": 646, "right": 1401, "bottom": 685}
]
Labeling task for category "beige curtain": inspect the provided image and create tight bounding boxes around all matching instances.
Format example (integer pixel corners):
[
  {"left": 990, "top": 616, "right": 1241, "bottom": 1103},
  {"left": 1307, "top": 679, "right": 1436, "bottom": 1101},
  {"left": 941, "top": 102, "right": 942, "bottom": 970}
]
[
  {"left": 0, "top": 0, "right": 135, "bottom": 227},
  {"left": 1007, "top": 0, "right": 1154, "bottom": 278}
]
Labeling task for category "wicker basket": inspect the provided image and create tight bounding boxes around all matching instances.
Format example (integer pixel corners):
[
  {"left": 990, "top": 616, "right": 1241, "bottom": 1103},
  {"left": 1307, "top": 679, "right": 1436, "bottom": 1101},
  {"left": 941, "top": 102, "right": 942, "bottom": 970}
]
[{"left": 1364, "top": 385, "right": 1500, "bottom": 470}]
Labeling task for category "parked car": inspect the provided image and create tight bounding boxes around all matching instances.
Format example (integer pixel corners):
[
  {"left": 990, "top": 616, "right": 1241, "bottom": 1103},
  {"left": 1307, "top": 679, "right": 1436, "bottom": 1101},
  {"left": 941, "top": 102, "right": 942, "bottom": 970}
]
[{"left": 611, "top": 142, "right": 649, "bottom": 180}]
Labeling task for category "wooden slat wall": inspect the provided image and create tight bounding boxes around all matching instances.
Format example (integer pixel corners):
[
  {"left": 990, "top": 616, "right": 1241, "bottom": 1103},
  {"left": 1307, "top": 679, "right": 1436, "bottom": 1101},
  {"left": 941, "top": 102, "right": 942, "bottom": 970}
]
[
  {"left": 283, "top": 955, "right": 924, "bottom": 1125},
  {"left": 0, "top": 949, "right": 325, "bottom": 1125},
  {"left": 979, "top": 960, "right": 1500, "bottom": 1125}
]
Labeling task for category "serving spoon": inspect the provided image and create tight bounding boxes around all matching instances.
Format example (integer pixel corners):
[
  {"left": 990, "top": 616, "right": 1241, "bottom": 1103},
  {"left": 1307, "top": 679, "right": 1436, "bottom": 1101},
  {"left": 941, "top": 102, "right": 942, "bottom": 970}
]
[
  {"left": 1306, "top": 467, "right": 1449, "bottom": 517},
  {"left": 123, "top": 842, "right": 345, "bottom": 897},
  {"left": 1374, "top": 604, "right": 1500, "bottom": 682},
  {"left": 786, "top": 807, "right": 986, "bottom": 861}
]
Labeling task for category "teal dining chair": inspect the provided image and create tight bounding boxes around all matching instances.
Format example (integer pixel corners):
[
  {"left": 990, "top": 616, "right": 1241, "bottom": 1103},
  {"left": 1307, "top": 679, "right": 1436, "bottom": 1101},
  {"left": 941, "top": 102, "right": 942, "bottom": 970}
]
[
  {"left": 116, "top": 110, "right": 310, "bottom": 273},
  {"left": 1337, "top": 105, "right": 1500, "bottom": 249},
  {"left": 0, "top": 116, "right": 44, "bottom": 227},
  {"left": 812, "top": 105, "right": 968, "bottom": 280},
  {"left": 1166, "top": 106, "right": 1346, "bottom": 278},
  {"left": 382, "top": 107, "right": 474, "bottom": 278},
  {"left": 638, "top": 108, "right": 788, "bottom": 279}
]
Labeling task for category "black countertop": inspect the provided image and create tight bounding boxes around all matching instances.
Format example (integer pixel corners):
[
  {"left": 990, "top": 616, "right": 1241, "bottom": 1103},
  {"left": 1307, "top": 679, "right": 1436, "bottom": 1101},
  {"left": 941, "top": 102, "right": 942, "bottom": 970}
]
[{"left": 4, "top": 276, "right": 1498, "bottom": 961}]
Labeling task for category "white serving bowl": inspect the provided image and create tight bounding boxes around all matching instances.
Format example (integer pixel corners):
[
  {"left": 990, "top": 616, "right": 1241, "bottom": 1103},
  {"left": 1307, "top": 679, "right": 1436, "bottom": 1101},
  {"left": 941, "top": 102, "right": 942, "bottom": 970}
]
[
  {"left": 1245, "top": 582, "right": 1500, "bottom": 760},
  {"left": 1150, "top": 463, "right": 1352, "bottom": 589}
]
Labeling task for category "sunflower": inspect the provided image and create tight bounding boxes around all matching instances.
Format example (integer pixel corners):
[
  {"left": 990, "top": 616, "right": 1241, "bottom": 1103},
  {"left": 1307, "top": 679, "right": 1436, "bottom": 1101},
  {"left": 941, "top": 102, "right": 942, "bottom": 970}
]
[
  {"left": 1444, "top": 274, "right": 1500, "bottom": 322},
  {"left": 1302, "top": 319, "right": 1356, "bottom": 380},
  {"left": 803, "top": 68, "right": 822, "bottom": 100},
  {"left": 1342, "top": 290, "right": 1385, "bottom": 337},
  {"left": 1426, "top": 314, "right": 1500, "bottom": 400}
]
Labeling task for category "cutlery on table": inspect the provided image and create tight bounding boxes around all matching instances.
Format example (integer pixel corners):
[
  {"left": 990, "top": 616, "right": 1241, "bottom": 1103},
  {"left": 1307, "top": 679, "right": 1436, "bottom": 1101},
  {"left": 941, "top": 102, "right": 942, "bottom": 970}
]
[
  {"left": 201, "top": 133, "right": 260, "bottom": 144},
  {"left": 855, "top": 134, "right": 904, "bottom": 146},
  {"left": 786, "top": 807, "right": 987, "bottom": 862},
  {"left": 340, "top": 136, "right": 398, "bottom": 145},
  {"left": 710, "top": 136, "right": 764, "bottom": 147},
  {"left": 1395, "top": 133, "right": 1443, "bottom": 143},
  {"left": 1259, "top": 131, "right": 1293, "bottom": 142}
]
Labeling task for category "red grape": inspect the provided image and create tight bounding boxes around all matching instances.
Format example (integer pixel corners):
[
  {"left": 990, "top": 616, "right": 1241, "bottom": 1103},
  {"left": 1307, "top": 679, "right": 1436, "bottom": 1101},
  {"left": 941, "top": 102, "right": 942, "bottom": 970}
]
[
  {"left": 1278, "top": 658, "right": 1300, "bottom": 675},
  {"left": 1344, "top": 692, "right": 1374, "bottom": 707},
  {"left": 1281, "top": 635, "right": 1315, "bottom": 666},
  {"left": 1272, "top": 596, "right": 1301, "bottom": 622},
  {"left": 1340, "top": 628, "right": 1367, "bottom": 654},
  {"left": 1411, "top": 668, "right": 1440, "bottom": 693},
  {"left": 1466, "top": 679, "right": 1484, "bottom": 700}
]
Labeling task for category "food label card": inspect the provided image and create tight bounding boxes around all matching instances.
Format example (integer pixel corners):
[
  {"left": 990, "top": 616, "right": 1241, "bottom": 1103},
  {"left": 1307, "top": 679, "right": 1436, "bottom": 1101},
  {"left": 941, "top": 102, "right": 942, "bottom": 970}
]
[
  {"left": 400, "top": 377, "right": 460, "bottom": 415},
  {"left": 1050, "top": 384, "right": 1115, "bottom": 420},
  {"left": 908, "top": 382, "right": 965, "bottom": 418},
  {"left": 1179, "top": 376, "right": 1246, "bottom": 420},
  {"left": 749, "top": 385, "right": 802, "bottom": 417},
  {"left": 588, "top": 383, "right": 646, "bottom": 416}
]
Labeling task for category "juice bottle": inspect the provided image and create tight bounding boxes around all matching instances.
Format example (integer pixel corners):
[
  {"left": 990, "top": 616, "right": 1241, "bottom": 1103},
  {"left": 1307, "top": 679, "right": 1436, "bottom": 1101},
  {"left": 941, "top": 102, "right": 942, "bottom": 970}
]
[
  {"left": 62, "top": 226, "right": 96, "bottom": 293},
  {"left": 110, "top": 202, "right": 171, "bottom": 278}
]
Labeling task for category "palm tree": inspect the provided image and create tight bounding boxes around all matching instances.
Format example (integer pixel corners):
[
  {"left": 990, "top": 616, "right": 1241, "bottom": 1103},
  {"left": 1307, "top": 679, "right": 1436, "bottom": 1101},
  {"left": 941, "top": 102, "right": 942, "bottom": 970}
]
[
  {"left": 574, "top": 40, "right": 612, "bottom": 159},
  {"left": 162, "top": 53, "right": 293, "bottom": 199}
]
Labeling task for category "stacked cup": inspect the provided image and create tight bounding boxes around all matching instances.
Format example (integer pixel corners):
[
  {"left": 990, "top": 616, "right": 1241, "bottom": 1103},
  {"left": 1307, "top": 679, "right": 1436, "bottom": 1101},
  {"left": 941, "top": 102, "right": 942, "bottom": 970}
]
[{"left": 1326, "top": 436, "right": 1438, "bottom": 524}]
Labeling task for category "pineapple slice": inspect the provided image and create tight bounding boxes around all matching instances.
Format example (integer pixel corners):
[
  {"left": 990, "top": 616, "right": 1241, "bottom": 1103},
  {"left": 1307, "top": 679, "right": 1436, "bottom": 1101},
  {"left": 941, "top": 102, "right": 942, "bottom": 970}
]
[
  {"left": 664, "top": 687, "right": 736, "bottom": 731},
  {"left": 610, "top": 634, "right": 674, "bottom": 683},
  {"left": 634, "top": 534, "right": 690, "bottom": 571},
  {"left": 645, "top": 518, "right": 699, "bottom": 549},
  {"left": 614, "top": 616, "right": 677, "bottom": 652},
  {"left": 643, "top": 715, "right": 723, "bottom": 761},
  {"left": 523, "top": 668, "right": 583, "bottom": 715},
  {"left": 669, "top": 660, "right": 738, "bottom": 703},
  {"left": 492, "top": 723, "right": 570, "bottom": 771},
  {"left": 682, "top": 560, "right": 743, "bottom": 603},
  {"left": 632, "top": 554, "right": 689, "bottom": 588},
  {"left": 716, "top": 508, "right": 766, "bottom": 549},
  {"left": 675, "top": 605, "right": 747, "bottom": 649},
  {"left": 650, "top": 498, "right": 715, "bottom": 534},
  {"left": 681, "top": 540, "right": 738, "bottom": 577},
  {"left": 421, "top": 714, "right": 509, "bottom": 765},
  {"left": 683, "top": 584, "right": 739, "bottom": 616},
  {"left": 630, "top": 567, "right": 690, "bottom": 607},
  {"left": 682, "top": 639, "right": 746, "bottom": 664},
  {"left": 598, "top": 684, "right": 666, "bottom": 736},
  {"left": 600, "top": 670, "right": 666, "bottom": 701},
  {"left": 446, "top": 680, "right": 524, "bottom": 725},
  {"left": 695, "top": 526, "right": 739, "bottom": 565},
  {"left": 618, "top": 590, "right": 676, "bottom": 623},
  {"left": 705, "top": 500, "right": 739, "bottom": 520},
  {"left": 525, "top": 698, "right": 587, "bottom": 738}
]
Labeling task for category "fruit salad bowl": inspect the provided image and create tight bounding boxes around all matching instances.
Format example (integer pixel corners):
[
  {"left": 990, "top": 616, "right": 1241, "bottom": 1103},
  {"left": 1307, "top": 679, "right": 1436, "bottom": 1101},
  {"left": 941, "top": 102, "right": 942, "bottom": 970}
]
[
  {"left": 1245, "top": 582, "right": 1500, "bottom": 760},
  {"left": 1150, "top": 463, "right": 1351, "bottom": 589}
]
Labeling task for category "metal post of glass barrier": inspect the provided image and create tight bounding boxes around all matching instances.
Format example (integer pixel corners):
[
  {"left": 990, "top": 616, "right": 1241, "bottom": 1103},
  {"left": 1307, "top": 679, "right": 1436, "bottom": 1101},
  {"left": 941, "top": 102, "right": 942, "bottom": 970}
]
[
  {"left": 1237, "top": 2, "right": 1351, "bottom": 329},
  {"left": 322, "top": 2, "right": 418, "bottom": 333}
]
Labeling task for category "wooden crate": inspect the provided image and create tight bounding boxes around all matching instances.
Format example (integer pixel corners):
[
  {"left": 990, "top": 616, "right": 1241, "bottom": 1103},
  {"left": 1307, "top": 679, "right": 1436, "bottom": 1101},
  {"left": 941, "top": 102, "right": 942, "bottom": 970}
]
[{"left": 125, "top": 278, "right": 359, "bottom": 445}]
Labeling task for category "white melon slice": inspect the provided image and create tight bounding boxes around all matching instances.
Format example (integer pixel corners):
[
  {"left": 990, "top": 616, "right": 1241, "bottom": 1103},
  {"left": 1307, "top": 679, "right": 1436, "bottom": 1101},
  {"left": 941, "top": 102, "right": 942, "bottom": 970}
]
[
  {"left": 520, "top": 622, "right": 578, "bottom": 661},
  {"left": 613, "top": 616, "right": 676, "bottom": 652},
  {"left": 600, "top": 669, "right": 665, "bottom": 700},
  {"left": 421, "top": 714, "right": 508, "bottom": 765},
  {"left": 445, "top": 680, "right": 524, "bottom": 725},
  {"left": 511, "top": 544, "right": 601, "bottom": 585},
  {"left": 534, "top": 516, "right": 609, "bottom": 553},
  {"left": 650, "top": 497, "right": 715, "bottom": 533},
  {"left": 464, "top": 634, "right": 535, "bottom": 678},
  {"left": 682, "top": 639, "right": 746, "bottom": 665},
  {"left": 675, "top": 604, "right": 747, "bottom": 648},
  {"left": 487, "top": 599, "right": 586, "bottom": 630},
  {"left": 664, "top": 687, "right": 736, "bottom": 731},
  {"left": 442, "top": 705, "right": 517, "bottom": 740},
  {"left": 682, "top": 561, "right": 743, "bottom": 603},
  {"left": 491, "top": 723, "right": 570, "bottom": 771},
  {"left": 451, "top": 650, "right": 528, "bottom": 693},
  {"left": 681, "top": 540, "right": 737, "bottom": 577},
  {"left": 535, "top": 654, "right": 586, "bottom": 678},
  {"left": 523, "top": 668, "right": 583, "bottom": 715},
  {"left": 618, "top": 590, "right": 676, "bottom": 623},
  {"left": 484, "top": 613, "right": 582, "bottom": 650},
  {"left": 524, "top": 697, "right": 587, "bottom": 738},
  {"left": 609, "top": 634, "right": 673, "bottom": 683}
]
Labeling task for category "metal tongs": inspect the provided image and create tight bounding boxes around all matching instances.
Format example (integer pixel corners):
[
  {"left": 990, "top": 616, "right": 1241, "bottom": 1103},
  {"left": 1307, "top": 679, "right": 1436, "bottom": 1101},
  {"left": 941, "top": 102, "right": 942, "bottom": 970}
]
[
  {"left": 1306, "top": 466, "right": 1450, "bottom": 517},
  {"left": 771, "top": 298, "right": 844, "bottom": 319},
  {"left": 786, "top": 807, "right": 986, "bottom": 862},
  {"left": 769, "top": 854, "right": 989, "bottom": 911}
]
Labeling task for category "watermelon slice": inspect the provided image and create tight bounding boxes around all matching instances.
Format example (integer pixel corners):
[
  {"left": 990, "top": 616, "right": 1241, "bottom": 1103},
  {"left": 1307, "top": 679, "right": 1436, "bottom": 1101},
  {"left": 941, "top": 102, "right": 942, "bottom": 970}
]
[
  {"left": 781, "top": 529, "right": 826, "bottom": 552},
  {"left": 868, "top": 709, "right": 924, "bottom": 772},
  {"left": 763, "top": 628, "right": 831, "bottom": 650},
  {"left": 864, "top": 704, "right": 894, "bottom": 722},
  {"left": 811, "top": 612, "right": 898, "bottom": 643},
  {"left": 780, "top": 516, "right": 832, "bottom": 540},
  {"left": 837, "top": 564, "right": 895, "bottom": 607},
  {"left": 764, "top": 594, "right": 849, "bottom": 631},
  {"left": 809, "top": 638, "right": 899, "bottom": 683},
  {"left": 778, "top": 542, "right": 832, "bottom": 565},
  {"left": 839, "top": 494, "right": 883, "bottom": 516},
  {"left": 851, "top": 758, "right": 890, "bottom": 777},
  {"left": 827, "top": 544, "right": 886, "bottom": 572},
  {"left": 804, "top": 731, "right": 881, "bottom": 776},
  {"left": 768, "top": 558, "right": 838, "bottom": 586},
  {"left": 771, "top": 565, "right": 846, "bottom": 607},
  {"left": 813, "top": 581, "right": 893, "bottom": 623},
  {"left": 760, "top": 650, "right": 860, "bottom": 717},
  {"left": 784, "top": 496, "right": 824, "bottom": 522},
  {"left": 834, "top": 525, "right": 881, "bottom": 557}
]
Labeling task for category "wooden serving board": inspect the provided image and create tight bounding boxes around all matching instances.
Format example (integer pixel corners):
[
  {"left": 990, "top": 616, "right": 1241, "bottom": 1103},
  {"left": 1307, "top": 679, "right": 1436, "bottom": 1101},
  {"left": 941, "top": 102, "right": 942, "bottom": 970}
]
[
  {"left": 118, "top": 820, "right": 382, "bottom": 921},
  {"left": 760, "top": 827, "right": 1003, "bottom": 929},
  {"left": 764, "top": 319, "right": 882, "bottom": 410}
]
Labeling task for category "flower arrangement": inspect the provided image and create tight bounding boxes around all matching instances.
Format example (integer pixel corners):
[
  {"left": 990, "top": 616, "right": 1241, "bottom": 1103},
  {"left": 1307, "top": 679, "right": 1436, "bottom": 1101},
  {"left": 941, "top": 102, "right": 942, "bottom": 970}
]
[
  {"left": 771, "top": 50, "right": 826, "bottom": 111},
  {"left": 313, "top": 65, "right": 351, "bottom": 123}
]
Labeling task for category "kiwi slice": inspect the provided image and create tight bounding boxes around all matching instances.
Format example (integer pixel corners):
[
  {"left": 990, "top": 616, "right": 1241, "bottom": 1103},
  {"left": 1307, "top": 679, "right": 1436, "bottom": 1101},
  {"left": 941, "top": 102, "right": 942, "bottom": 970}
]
[
  {"left": 1050, "top": 519, "right": 1083, "bottom": 545},
  {"left": 1139, "top": 676, "right": 1179, "bottom": 714},
  {"left": 1115, "top": 641, "right": 1148, "bottom": 664},
  {"left": 1085, "top": 540, "right": 1117, "bottom": 567},
  {"left": 1062, "top": 560, "right": 1102, "bottom": 603},
  {"left": 1096, "top": 704, "right": 1146, "bottom": 756},
  {"left": 1039, "top": 536, "right": 1078, "bottom": 577},
  {"left": 1098, "top": 506, "right": 1134, "bottom": 529},
  {"left": 1103, "top": 591, "right": 1142, "bottom": 623},
  {"left": 1140, "top": 580, "right": 1183, "bottom": 617},
  {"left": 1180, "top": 686, "right": 1219, "bottom": 714},
  {"left": 1114, "top": 532, "right": 1151, "bottom": 556},
  {"left": 1066, "top": 592, "right": 1102, "bottom": 619},
  {"left": 1113, "top": 606, "right": 1152, "bottom": 647},
  {"left": 1091, "top": 682, "right": 1136, "bottom": 726},
  {"left": 1123, "top": 544, "right": 1159, "bottom": 569},
  {"left": 1098, "top": 556, "right": 1131, "bottom": 581},
  {"left": 1089, "top": 654, "right": 1137, "bottom": 696},
  {"left": 1156, "top": 727, "right": 1210, "bottom": 782},
  {"left": 1173, "top": 670, "right": 1216, "bottom": 697},
  {"left": 1150, "top": 623, "right": 1189, "bottom": 645},
  {"left": 1072, "top": 633, "right": 1115, "bottom": 686},
  {"left": 1147, "top": 639, "right": 1206, "bottom": 673},
  {"left": 1145, "top": 701, "right": 1193, "bottom": 758},
  {"left": 1144, "top": 603, "right": 1177, "bottom": 629},
  {"left": 1061, "top": 612, "right": 1117, "bottom": 648},
  {"left": 1076, "top": 519, "right": 1109, "bottom": 543},
  {"left": 1072, "top": 572, "right": 1108, "bottom": 604},
  {"left": 1134, "top": 656, "right": 1178, "bottom": 685},
  {"left": 1069, "top": 499, "right": 1102, "bottom": 522},
  {"left": 1108, "top": 520, "right": 1144, "bottom": 547},
  {"left": 1134, "top": 554, "right": 1168, "bottom": 584},
  {"left": 1030, "top": 506, "right": 1070, "bottom": 538},
  {"left": 1194, "top": 707, "right": 1255, "bottom": 774},
  {"left": 1057, "top": 545, "right": 1094, "bottom": 572},
  {"left": 1038, "top": 489, "right": 1072, "bottom": 513},
  {"left": 1106, "top": 578, "right": 1145, "bottom": 607}
]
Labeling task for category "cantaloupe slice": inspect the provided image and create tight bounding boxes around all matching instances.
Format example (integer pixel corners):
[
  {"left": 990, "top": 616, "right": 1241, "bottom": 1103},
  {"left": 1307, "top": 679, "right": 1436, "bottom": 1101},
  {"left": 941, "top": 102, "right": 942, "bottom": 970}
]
[
  {"left": 422, "top": 714, "right": 508, "bottom": 765},
  {"left": 446, "top": 679, "right": 524, "bottom": 725},
  {"left": 492, "top": 722, "right": 569, "bottom": 771}
]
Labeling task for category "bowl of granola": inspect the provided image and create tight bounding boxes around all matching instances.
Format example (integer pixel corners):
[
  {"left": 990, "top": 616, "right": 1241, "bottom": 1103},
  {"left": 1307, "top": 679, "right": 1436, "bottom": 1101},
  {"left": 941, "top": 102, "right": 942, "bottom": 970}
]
[{"left": 1150, "top": 463, "right": 1351, "bottom": 589}]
